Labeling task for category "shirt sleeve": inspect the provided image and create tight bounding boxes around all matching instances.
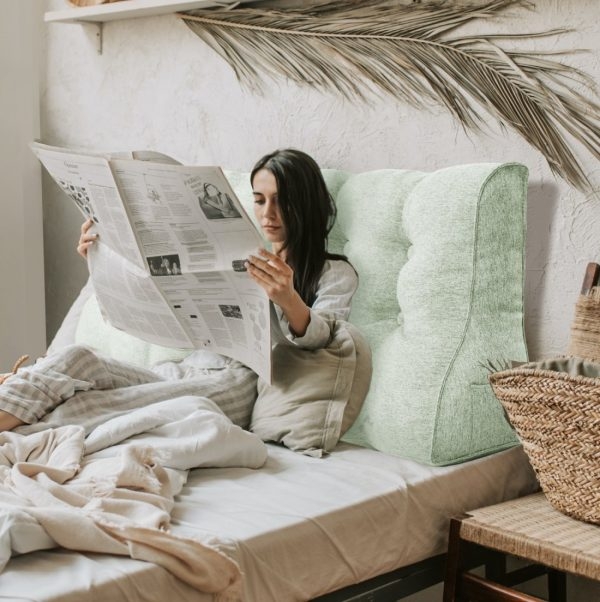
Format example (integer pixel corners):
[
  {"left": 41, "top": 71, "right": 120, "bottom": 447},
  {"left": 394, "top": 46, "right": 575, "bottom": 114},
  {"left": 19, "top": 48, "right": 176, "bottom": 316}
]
[{"left": 277, "top": 259, "right": 358, "bottom": 350}]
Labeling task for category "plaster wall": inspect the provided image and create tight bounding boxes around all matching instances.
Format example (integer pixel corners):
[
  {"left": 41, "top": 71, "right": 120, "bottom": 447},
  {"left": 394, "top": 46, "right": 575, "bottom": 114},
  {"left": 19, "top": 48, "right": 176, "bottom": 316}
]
[{"left": 41, "top": 0, "right": 600, "bottom": 361}]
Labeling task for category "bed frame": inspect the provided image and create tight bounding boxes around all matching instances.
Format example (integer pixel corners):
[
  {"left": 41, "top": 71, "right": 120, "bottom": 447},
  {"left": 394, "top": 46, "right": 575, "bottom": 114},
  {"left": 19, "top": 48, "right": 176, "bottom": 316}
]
[
  {"left": 313, "top": 554, "right": 447, "bottom": 601},
  {"left": 314, "top": 545, "right": 505, "bottom": 601}
]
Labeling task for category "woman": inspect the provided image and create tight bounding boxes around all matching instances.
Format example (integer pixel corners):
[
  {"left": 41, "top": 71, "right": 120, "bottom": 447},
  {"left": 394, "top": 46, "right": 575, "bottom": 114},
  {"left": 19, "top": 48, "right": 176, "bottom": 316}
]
[
  {"left": 0, "top": 149, "right": 357, "bottom": 432},
  {"left": 246, "top": 149, "right": 357, "bottom": 348}
]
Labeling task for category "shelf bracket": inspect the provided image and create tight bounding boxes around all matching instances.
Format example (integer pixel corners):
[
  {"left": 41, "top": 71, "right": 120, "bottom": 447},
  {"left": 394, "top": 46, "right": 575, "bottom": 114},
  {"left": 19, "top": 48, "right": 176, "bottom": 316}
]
[
  {"left": 96, "top": 22, "right": 104, "bottom": 55},
  {"left": 74, "top": 20, "right": 104, "bottom": 55}
]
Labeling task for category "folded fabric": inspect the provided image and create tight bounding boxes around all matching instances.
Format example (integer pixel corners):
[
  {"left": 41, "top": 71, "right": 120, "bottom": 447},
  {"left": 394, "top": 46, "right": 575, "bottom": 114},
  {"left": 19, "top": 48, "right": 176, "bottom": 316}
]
[
  {"left": 516, "top": 356, "right": 600, "bottom": 378},
  {"left": 251, "top": 320, "right": 372, "bottom": 457}
]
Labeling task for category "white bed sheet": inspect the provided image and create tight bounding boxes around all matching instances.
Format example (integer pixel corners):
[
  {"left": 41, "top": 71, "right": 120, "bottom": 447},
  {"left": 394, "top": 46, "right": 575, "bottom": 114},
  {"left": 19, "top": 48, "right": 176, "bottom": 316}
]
[{"left": 0, "top": 441, "right": 537, "bottom": 602}]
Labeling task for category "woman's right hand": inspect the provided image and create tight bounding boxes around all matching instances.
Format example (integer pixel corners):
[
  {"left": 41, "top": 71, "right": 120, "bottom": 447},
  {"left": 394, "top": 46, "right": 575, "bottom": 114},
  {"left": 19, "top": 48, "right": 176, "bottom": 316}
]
[{"left": 77, "top": 219, "right": 98, "bottom": 259}]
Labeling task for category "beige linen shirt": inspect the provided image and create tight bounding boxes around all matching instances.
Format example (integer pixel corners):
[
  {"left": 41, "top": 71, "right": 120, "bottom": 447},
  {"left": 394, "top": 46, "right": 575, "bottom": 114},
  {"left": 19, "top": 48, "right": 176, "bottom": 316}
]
[{"left": 275, "top": 259, "right": 358, "bottom": 350}]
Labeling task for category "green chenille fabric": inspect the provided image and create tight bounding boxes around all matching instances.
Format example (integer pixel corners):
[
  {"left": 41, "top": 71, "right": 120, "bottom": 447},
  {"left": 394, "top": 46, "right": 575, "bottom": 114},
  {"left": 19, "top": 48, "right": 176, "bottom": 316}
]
[{"left": 329, "top": 164, "right": 527, "bottom": 465}]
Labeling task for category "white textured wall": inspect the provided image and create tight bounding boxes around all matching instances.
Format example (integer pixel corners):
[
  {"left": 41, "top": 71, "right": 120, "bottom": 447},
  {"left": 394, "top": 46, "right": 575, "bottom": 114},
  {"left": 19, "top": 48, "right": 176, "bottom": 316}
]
[
  {"left": 0, "top": 0, "right": 46, "bottom": 369},
  {"left": 42, "top": 0, "right": 600, "bottom": 362}
]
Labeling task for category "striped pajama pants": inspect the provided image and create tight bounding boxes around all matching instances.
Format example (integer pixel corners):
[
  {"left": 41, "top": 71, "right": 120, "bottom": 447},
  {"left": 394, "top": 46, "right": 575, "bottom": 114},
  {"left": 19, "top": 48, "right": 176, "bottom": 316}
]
[{"left": 0, "top": 345, "right": 258, "bottom": 434}]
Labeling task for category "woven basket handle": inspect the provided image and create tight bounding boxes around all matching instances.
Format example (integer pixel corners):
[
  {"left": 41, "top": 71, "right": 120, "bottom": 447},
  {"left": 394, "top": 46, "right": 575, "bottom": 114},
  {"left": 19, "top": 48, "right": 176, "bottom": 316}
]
[
  {"left": 580, "top": 262, "right": 600, "bottom": 296},
  {"left": 569, "top": 262, "right": 600, "bottom": 362}
]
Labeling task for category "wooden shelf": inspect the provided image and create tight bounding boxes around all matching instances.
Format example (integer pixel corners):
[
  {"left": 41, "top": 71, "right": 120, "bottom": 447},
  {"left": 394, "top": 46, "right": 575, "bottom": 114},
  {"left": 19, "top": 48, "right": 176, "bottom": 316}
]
[
  {"left": 44, "top": 0, "right": 258, "bottom": 24},
  {"left": 44, "top": 0, "right": 260, "bottom": 54}
]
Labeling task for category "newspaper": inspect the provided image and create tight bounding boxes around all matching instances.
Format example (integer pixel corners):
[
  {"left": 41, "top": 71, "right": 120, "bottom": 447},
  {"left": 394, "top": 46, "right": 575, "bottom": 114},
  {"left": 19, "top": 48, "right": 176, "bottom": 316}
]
[{"left": 31, "top": 141, "right": 273, "bottom": 382}]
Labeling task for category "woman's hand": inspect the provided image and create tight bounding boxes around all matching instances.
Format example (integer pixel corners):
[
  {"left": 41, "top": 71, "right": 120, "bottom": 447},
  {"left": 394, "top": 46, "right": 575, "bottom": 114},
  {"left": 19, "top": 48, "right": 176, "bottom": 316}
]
[
  {"left": 77, "top": 219, "right": 98, "bottom": 258},
  {"left": 246, "top": 249, "right": 295, "bottom": 306},
  {"left": 246, "top": 249, "right": 310, "bottom": 337}
]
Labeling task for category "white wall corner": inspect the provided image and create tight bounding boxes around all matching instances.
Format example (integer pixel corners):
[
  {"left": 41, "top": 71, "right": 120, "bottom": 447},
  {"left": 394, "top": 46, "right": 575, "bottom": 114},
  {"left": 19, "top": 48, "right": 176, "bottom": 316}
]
[{"left": 0, "top": 0, "right": 46, "bottom": 368}]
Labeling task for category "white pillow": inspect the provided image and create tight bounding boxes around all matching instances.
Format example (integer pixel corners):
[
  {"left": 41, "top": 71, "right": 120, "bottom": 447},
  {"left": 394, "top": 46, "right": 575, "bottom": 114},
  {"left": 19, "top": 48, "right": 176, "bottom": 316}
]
[{"left": 46, "top": 279, "right": 95, "bottom": 355}]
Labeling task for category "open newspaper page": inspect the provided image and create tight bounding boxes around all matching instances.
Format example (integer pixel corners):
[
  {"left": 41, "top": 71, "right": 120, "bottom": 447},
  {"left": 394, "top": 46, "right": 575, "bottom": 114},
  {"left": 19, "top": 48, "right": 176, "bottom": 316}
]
[
  {"left": 107, "top": 158, "right": 271, "bottom": 380},
  {"left": 31, "top": 142, "right": 272, "bottom": 382},
  {"left": 31, "top": 142, "right": 147, "bottom": 271}
]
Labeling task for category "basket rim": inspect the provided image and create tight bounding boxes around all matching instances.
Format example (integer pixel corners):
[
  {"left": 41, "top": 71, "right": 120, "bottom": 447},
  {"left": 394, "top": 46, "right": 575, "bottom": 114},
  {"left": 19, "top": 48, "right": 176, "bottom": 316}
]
[{"left": 489, "top": 367, "right": 600, "bottom": 387}]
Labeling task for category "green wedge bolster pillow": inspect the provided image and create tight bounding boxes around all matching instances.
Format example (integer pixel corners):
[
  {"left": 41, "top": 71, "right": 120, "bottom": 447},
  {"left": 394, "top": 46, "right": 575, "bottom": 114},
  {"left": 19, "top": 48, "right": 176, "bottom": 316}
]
[{"left": 324, "top": 163, "right": 528, "bottom": 465}]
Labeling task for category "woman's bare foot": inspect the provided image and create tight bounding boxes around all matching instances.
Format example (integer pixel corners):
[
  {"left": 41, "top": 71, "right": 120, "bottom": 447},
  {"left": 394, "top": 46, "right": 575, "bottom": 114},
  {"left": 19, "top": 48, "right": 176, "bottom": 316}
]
[{"left": 0, "top": 409, "right": 25, "bottom": 432}]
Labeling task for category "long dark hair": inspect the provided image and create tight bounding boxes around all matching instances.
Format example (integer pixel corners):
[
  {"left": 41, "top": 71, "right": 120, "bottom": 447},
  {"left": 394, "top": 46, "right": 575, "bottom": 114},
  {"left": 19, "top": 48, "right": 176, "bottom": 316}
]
[{"left": 250, "top": 148, "right": 347, "bottom": 307}]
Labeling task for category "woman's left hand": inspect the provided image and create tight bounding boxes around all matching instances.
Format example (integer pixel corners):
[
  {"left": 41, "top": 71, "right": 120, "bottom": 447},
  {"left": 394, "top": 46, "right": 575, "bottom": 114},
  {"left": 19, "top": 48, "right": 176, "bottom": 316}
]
[
  {"left": 246, "top": 249, "right": 295, "bottom": 307},
  {"left": 77, "top": 219, "right": 98, "bottom": 259}
]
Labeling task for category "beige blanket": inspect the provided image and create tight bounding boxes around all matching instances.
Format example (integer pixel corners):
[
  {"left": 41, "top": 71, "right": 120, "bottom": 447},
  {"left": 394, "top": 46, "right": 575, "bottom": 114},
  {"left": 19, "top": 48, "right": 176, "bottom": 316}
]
[{"left": 0, "top": 395, "right": 268, "bottom": 602}]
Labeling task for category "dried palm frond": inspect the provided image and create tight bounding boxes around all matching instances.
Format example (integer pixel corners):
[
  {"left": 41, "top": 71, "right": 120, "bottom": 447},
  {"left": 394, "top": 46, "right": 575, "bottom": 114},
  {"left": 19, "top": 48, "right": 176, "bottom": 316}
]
[{"left": 178, "top": 0, "right": 600, "bottom": 194}]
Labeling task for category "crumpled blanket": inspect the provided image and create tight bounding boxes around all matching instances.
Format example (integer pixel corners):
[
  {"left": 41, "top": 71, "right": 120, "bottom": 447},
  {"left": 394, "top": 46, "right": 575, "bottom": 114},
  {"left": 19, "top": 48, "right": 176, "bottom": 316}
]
[{"left": 0, "top": 394, "right": 267, "bottom": 601}]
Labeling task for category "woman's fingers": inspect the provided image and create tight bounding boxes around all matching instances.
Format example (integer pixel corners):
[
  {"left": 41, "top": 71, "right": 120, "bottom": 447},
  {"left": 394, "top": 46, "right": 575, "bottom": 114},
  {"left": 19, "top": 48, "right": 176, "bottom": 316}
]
[
  {"left": 77, "top": 240, "right": 94, "bottom": 258},
  {"left": 77, "top": 219, "right": 98, "bottom": 258},
  {"left": 247, "top": 249, "right": 288, "bottom": 276},
  {"left": 81, "top": 218, "right": 93, "bottom": 234},
  {"left": 247, "top": 254, "right": 272, "bottom": 273},
  {"left": 246, "top": 263, "right": 271, "bottom": 286},
  {"left": 257, "top": 248, "right": 284, "bottom": 264},
  {"left": 245, "top": 249, "right": 296, "bottom": 307},
  {"left": 246, "top": 257, "right": 284, "bottom": 284}
]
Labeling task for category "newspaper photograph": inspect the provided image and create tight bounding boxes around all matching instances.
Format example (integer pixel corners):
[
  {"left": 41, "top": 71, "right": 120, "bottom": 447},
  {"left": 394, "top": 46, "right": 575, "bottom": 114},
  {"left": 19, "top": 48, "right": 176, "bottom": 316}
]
[{"left": 31, "top": 141, "right": 272, "bottom": 382}]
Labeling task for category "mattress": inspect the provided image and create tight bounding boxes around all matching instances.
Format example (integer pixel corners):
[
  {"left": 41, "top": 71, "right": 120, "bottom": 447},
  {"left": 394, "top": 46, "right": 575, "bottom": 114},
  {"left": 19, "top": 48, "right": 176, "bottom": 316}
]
[{"left": 0, "top": 441, "right": 538, "bottom": 602}]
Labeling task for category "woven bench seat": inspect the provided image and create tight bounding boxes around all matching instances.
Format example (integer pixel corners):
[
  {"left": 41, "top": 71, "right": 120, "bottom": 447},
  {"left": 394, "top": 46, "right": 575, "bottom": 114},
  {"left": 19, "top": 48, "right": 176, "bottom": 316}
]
[{"left": 444, "top": 492, "right": 600, "bottom": 601}]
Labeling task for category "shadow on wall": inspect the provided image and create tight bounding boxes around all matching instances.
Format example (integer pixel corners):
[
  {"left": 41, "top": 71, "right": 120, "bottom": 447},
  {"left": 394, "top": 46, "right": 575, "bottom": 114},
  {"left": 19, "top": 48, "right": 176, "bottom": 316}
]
[{"left": 524, "top": 179, "right": 560, "bottom": 360}]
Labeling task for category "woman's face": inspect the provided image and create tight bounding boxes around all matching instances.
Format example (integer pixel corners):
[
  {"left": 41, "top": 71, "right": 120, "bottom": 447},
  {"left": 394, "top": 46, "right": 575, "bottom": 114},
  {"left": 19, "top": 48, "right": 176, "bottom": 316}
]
[{"left": 252, "top": 168, "right": 286, "bottom": 249}]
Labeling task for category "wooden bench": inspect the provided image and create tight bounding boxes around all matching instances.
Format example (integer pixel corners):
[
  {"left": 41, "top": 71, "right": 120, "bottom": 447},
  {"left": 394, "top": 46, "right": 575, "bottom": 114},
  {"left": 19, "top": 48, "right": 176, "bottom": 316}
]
[{"left": 443, "top": 492, "right": 600, "bottom": 601}]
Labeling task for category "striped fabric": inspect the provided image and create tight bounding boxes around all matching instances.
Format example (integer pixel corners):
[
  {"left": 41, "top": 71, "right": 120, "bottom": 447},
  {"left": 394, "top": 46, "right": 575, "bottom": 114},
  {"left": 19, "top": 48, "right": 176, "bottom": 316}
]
[{"left": 1, "top": 345, "right": 258, "bottom": 434}]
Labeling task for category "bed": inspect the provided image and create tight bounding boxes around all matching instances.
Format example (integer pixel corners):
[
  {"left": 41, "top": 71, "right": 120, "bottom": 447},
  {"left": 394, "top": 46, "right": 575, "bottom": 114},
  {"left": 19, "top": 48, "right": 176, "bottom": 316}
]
[
  {"left": 0, "top": 161, "right": 537, "bottom": 601},
  {"left": 0, "top": 439, "right": 536, "bottom": 601}
]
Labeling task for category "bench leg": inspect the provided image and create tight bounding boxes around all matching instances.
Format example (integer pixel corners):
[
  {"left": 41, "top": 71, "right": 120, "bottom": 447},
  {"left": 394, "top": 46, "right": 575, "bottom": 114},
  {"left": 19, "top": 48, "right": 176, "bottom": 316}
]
[
  {"left": 485, "top": 552, "right": 507, "bottom": 583},
  {"left": 444, "top": 517, "right": 467, "bottom": 602},
  {"left": 548, "top": 569, "right": 567, "bottom": 602}
]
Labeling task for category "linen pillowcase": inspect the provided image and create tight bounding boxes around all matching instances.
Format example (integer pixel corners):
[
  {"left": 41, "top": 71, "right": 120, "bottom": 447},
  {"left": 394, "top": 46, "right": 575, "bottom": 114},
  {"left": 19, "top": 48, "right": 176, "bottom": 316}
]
[
  {"left": 250, "top": 321, "right": 372, "bottom": 457},
  {"left": 47, "top": 279, "right": 95, "bottom": 355}
]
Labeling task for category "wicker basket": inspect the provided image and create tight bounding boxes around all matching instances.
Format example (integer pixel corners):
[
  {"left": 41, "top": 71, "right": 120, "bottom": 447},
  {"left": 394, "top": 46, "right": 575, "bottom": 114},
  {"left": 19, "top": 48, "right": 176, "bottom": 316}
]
[{"left": 489, "top": 366, "right": 600, "bottom": 524}]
